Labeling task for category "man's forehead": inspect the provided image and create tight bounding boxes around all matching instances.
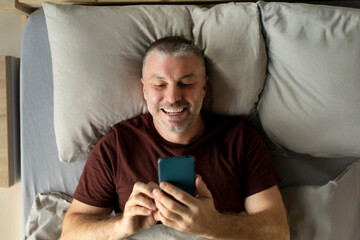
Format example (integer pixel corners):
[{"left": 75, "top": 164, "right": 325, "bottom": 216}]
[{"left": 142, "top": 50, "right": 207, "bottom": 82}]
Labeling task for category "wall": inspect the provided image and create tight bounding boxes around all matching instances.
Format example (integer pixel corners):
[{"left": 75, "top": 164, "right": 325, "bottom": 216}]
[
  {"left": 0, "top": 9, "right": 23, "bottom": 240},
  {"left": 0, "top": 11, "right": 22, "bottom": 57}
]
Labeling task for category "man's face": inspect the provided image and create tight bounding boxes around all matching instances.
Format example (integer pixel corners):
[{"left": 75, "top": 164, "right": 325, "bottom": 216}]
[{"left": 141, "top": 51, "right": 207, "bottom": 134}]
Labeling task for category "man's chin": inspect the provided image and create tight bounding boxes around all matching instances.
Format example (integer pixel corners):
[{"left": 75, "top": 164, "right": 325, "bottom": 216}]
[
  {"left": 159, "top": 121, "right": 189, "bottom": 134},
  {"left": 151, "top": 108, "right": 198, "bottom": 134}
]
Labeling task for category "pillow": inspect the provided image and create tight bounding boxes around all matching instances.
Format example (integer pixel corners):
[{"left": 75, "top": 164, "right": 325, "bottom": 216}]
[
  {"left": 257, "top": 2, "right": 360, "bottom": 157},
  {"left": 281, "top": 160, "right": 360, "bottom": 240},
  {"left": 42, "top": 2, "right": 267, "bottom": 163}
]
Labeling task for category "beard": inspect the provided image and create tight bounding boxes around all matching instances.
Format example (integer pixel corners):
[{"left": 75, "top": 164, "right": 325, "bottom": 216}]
[{"left": 148, "top": 100, "right": 202, "bottom": 134}]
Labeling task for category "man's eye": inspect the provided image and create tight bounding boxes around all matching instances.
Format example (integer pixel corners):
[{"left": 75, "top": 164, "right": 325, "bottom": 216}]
[
  {"left": 179, "top": 82, "right": 194, "bottom": 87},
  {"left": 154, "top": 84, "right": 165, "bottom": 87}
]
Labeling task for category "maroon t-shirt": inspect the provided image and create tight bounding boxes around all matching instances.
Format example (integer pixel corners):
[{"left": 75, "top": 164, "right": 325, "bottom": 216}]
[{"left": 73, "top": 112, "right": 281, "bottom": 213}]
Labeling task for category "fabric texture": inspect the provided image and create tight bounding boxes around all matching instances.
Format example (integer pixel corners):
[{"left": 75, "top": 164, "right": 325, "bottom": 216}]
[
  {"left": 42, "top": 2, "right": 266, "bottom": 163},
  {"left": 23, "top": 161, "right": 360, "bottom": 240},
  {"left": 127, "top": 224, "right": 208, "bottom": 240},
  {"left": 281, "top": 160, "right": 360, "bottom": 240},
  {"left": 23, "top": 192, "right": 207, "bottom": 240},
  {"left": 20, "top": 9, "right": 86, "bottom": 228},
  {"left": 257, "top": 1, "right": 360, "bottom": 157},
  {"left": 73, "top": 113, "right": 281, "bottom": 213},
  {"left": 24, "top": 192, "right": 72, "bottom": 240}
]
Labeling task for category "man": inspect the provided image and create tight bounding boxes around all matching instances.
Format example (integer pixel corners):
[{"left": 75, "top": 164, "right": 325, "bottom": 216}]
[{"left": 61, "top": 36, "right": 290, "bottom": 240}]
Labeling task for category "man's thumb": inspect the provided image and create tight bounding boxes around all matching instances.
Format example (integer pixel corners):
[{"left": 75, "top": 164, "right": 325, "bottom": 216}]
[{"left": 195, "top": 175, "right": 212, "bottom": 198}]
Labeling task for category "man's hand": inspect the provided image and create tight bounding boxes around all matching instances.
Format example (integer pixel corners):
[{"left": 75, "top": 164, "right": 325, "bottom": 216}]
[
  {"left": 152, "top": 176, "right": 289, "bottom": 240},
  {"left": 120, "top": 182, "right": 160, "bottom": 236},
  {"left": 61, "top": 182, "right": 160, "bottom": 240},
  {"left": 152, "top": 175, "right": 220, "bottom": 237}
]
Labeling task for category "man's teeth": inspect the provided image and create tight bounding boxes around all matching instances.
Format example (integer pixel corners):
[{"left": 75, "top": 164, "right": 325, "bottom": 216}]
[{"left": 162, "top": 108, "right": 185, "bottom": 115}]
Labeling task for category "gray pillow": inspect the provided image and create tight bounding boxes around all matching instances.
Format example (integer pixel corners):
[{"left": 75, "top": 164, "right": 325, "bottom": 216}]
[
  {"left": 42, "top": 2, "right": 267, "bottom": 163},
  {"left": 281, "top": 160, "right": 360, "bottom": 240},
  {"left": 257, "top": 2, "right": 360, "bottom": 157}
]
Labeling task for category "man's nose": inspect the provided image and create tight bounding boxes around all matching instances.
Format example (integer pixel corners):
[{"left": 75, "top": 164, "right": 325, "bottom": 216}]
[{"left": 165, "top": 85, "right": 182, "bottom": 104}]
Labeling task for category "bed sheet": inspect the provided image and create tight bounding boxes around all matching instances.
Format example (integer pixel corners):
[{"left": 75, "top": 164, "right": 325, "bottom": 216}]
[
  {"left": 20, "top": 9, "right": 86, "bottom": 228},
  {"left": 20, "top": 6, "right": 359, "bottom": 229}
]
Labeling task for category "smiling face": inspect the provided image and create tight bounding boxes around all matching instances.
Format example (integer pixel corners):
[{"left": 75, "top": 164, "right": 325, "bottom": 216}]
[{"left": 141, "top": 50, "right": 208, "bottom": 143}]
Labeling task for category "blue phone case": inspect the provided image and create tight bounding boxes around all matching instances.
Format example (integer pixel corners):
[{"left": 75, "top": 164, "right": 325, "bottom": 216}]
[{"left": 158, "top": 155, "right": 195, "bottom": 197}]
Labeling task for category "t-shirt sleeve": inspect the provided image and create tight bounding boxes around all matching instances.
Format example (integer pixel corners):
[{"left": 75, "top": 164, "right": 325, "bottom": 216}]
[
  {"left": 243, "top": 124, "right": 281, "bottom": 197},
  {"left": 73, "top": 130, "right": 118, "bottom": 209}
]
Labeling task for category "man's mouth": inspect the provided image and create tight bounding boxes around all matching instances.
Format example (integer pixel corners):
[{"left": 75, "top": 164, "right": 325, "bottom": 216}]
[{"left": 161, "top": 107, "right": 187, "bottom": 116}]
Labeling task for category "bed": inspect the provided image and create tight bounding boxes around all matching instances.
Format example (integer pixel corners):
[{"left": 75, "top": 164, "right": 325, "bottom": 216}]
[{"left": 20, "top": 1, "right": 360, "bottom": 239}]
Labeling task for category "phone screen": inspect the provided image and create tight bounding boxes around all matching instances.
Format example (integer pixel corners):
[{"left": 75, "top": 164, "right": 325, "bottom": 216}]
[{"left": 158, "top": 155, "right": 195, "bottom": 197}]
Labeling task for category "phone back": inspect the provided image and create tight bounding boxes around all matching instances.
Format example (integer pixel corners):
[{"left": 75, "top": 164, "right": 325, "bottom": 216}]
[{"left": 158, "top": 155, "right": 195, "bottom": 197}]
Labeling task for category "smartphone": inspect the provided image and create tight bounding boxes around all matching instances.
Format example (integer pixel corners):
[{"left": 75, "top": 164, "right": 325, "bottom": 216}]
[{"left": 158, "top": 155, "right": 195, "bottom": 197}]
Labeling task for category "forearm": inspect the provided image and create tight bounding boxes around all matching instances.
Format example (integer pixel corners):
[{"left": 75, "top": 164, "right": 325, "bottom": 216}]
[
  {"left": 205, "top": 209, "right": 289, "bottom": 240},
  {"left": 61, "top": 212, "right": 126, "bottom": 240}
]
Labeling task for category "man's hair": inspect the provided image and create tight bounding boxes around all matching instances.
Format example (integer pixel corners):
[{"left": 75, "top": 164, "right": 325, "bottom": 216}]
[{"left": 142, "top": 36, "right": 206, "bottom": 78}]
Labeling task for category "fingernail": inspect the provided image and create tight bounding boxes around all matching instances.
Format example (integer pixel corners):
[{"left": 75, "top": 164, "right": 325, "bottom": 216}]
[
  {"left": 153, "top": 189, "right": 159, "bottom": 196},
  {"left": 160, "top": 182, "right": 166, "bottom": 189}
]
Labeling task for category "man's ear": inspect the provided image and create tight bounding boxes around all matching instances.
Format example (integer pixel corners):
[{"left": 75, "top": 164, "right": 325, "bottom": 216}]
[
  {"left": 141, "top": 78, "right": 147, "bottom": 101},
  {"left": 203, "top": 76, "right": 208, "bottom": 91}
]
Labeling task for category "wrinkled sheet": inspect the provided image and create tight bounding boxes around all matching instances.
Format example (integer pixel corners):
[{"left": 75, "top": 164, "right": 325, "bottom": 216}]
[
  {"left": 23, "top": 192, "right": 207, "bottom": 240},
  {"left": 282, "top": 160, "right": 360, "bottom": 240},
  {"left": 24, "top": 160, "right": 360, "bottom": 240},
  {"left": 24, "top": 192, "right": 72, "bottom": 240}
]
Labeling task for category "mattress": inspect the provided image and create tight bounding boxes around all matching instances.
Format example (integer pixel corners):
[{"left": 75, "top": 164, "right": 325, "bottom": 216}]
[
  {"left": 20, "top": 9, "right": 86, "bottom": 228},
  {"left": 20, "top": 7, "right": 359, "bottom": 228}
]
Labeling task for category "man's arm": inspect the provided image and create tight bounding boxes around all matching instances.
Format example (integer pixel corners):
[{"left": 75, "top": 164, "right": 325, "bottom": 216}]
[
  {"left": 61, "top": 200, "right": 123, "bottom": 240},
  {"left": 153, "top": 176, "right": 289, "bottom": 240},
  {"left": 206, "top": 185, "right": 289, "bottom": 240},
  {"left": 61, "top": 182, "right": 159, "bottom": 240}
]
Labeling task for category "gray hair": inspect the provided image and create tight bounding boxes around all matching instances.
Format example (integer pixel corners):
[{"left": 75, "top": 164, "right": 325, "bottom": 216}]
[{"left": 142, "top": 36, "right": 206, "bottom": 79}]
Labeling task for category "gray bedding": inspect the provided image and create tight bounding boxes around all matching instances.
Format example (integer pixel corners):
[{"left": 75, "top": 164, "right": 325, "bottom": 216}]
[
  {"left": 20, "top": 9, "right": 86, "bottom": 228},
  {"left": 20, "top": 6, "right": 359, "bottom": 230}
]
